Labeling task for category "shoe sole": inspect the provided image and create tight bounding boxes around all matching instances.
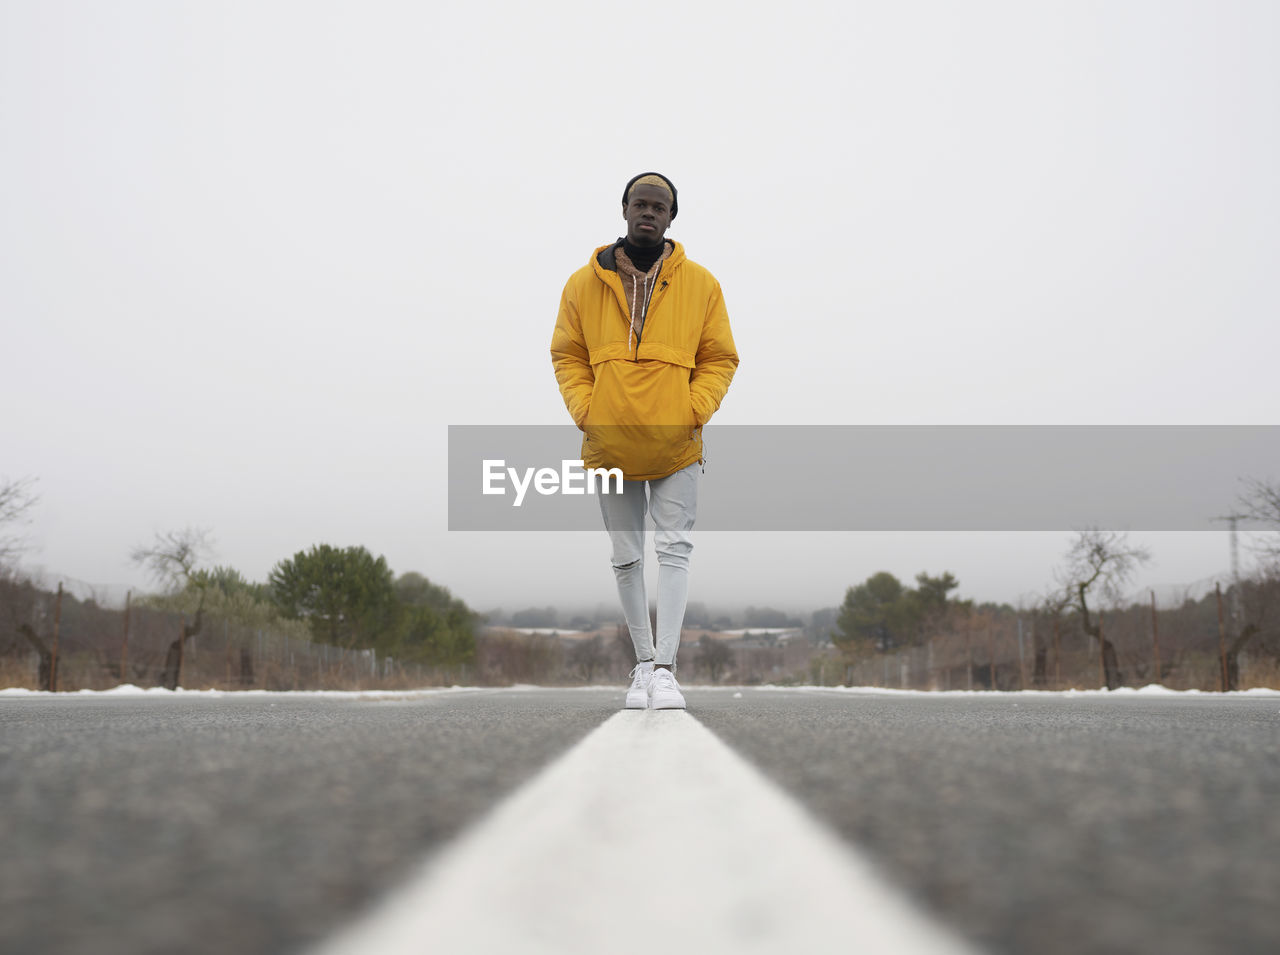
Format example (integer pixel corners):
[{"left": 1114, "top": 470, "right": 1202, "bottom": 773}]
[
  {"left": 650, "top": 697, "right": 686, "bottom": 710},
  {"left": 624, "top": 698, "right": 648, "bottom": 709}
]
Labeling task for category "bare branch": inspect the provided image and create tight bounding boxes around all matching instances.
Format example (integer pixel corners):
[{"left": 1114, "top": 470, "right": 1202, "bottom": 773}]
[
  {"left": 130, "top": 528, "right": 215, "bottom": 592},
  {"left": 1238, "top": 477, "right": 1280, "bottom": 567},
  {"left": 0, "top": 476, "right": 39, "bottom": 567},
  {"left": 1238, "top": 477, "right": 1280, "bottom": 525},
  {"left": 1051, "top": 529, "right": 1151, "bottom": 690},
  {"left": 1053, "top": 529, "right": 1152, "bottom": 609}
]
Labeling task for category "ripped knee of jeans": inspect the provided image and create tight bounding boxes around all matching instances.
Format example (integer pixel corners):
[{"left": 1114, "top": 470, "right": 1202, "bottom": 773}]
[{"left": 613, "top": 558, "right": 641, "bottom": 571}]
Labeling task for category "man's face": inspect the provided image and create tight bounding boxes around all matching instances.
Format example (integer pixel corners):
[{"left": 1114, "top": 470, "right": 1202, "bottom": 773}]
[{"left": 622, "top": 183, "right": 674, "bottom": 247}]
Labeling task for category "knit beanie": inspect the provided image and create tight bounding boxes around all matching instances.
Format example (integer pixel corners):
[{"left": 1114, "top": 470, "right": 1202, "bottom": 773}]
[{"left": 622, "top": 171, "right": 678, "bottom": 219}]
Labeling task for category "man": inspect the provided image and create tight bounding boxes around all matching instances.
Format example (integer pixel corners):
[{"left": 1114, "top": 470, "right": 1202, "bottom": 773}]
[{"left": 550, "top": 172, "right": 738, "bottom": 709}]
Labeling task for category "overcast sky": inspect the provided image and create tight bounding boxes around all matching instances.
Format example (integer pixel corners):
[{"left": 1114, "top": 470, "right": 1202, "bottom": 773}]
[{"left": 3, "top": 1, "right": 1277, "bottom": 615}]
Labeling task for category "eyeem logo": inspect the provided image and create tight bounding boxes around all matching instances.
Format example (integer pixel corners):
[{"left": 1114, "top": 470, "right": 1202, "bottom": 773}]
[{"left": 482, "top": 459, "right": 624, "bottom": 507}]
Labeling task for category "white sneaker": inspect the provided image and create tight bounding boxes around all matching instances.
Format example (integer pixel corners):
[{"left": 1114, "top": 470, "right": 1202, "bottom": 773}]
[
  {"left": 625, "top": 662, "right": 654, "bottom": 709},
  {"left": 648, "top": 667, "right": 686, "bottom": 710}
]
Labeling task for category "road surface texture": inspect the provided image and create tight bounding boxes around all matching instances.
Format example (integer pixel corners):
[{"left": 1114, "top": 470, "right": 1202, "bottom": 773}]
[
  {"left": 2, "top": 687, "right": 1277, "bottom": 954},
  {"left": 694, "top": 690, "right": 1280, "bottom": 955}
]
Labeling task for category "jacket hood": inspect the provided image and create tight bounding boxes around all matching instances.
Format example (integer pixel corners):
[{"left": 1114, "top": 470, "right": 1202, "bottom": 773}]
[{"left": 593, "top": 239, "right": 685, "bottom": 276}]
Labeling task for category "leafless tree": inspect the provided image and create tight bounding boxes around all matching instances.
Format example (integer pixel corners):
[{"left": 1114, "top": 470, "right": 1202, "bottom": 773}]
[
  {"left": 1239, "top": 477, "right": 1280, "bottom": 568},
  {"left": 1054, "top": 529, "right": 1151, "bottom": 689},
  {"left": 1034, "top": 588, "right": 1074, "bottom": 688},
  {"left": 1222, "top": 569, "right": 1280, "bottom": 689},
  {"left": 612, "top": 624, "right": 635, "bottom": 670},
  {"left": 3, "top": 576, "right": 53, "bottom": 689},
  {"left": 131, "top": 528, "right": 214, "bottom": 689},
  {"left": 570, "top": 634, "right": 605, "bottom": 683},
  {"left": 0, "top": 477, "right": 38, "bottom": 569},
  {"left": 696, "top": 634, "right": 732, "bottom": 683}
]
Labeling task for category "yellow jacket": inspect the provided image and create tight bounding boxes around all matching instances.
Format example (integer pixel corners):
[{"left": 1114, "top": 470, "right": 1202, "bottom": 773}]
[{"left": 551, "top": 241, "right": 739, "bottom": 480}]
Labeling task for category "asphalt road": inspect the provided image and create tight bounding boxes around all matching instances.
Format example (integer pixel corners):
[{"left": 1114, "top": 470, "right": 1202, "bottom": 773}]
[
  {"left": 694, "top": 690, "right": 1280, "bottom": 955},
  {"left": 0, "top": 691, "right": 611, "bottom": 955},
  {"left": 2, "top": 688, "right": 1277, "bottom": 955}
]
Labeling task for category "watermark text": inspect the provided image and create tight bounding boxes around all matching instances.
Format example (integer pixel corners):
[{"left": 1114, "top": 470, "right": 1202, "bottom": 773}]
[{"left": 482, "top": 459, "right": 624, "bottom": 506}]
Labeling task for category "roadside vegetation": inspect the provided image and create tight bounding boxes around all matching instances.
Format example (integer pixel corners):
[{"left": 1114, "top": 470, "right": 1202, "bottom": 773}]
[{"left": 2, "top": 476, "right": 1278, "bottom": 692}]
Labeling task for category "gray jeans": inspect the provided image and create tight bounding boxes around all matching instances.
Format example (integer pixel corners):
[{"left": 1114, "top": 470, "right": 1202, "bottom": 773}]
[{"left": 597, "top": 462, "right": 699, "bottom": 668}]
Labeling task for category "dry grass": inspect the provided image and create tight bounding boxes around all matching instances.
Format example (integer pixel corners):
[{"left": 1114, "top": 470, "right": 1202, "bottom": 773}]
[
  {"left": 1240, "top": 658, "right": 1280, "bottom": 690},
  {"left": 0, "top": 657, "right": 38, "bottom": 690}
]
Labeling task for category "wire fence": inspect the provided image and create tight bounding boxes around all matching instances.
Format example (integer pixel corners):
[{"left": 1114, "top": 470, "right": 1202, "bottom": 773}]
[
  {"left": 833, "top": 592, "right": 1279, "bottom": 692},
  {"left": 0, "top": 577, "right": 464, "bottom": 692},
  {"left": 2, "top": 573, "right": 1277, "bottom": 692}
]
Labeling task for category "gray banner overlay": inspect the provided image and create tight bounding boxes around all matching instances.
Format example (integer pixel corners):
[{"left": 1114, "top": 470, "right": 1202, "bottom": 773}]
[{"left": 448, "top": 425, "right": 1279, "bottom": 531}]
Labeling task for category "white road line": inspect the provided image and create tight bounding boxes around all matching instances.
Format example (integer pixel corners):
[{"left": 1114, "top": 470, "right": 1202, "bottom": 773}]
[{"left": 311, "top": 710, "right": 979, "bottom": 955}]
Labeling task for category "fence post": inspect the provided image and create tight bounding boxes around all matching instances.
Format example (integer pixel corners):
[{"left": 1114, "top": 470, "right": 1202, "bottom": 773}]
[
  {"left": 120, "top": 590, "right": 131, "bottom": 686},
  {"left": 966, "top": 621, "right": 973, "bottom": 691},
  {"left": 50, "top": 582, "right": 63, "bottom": 692},
  {"left": 1053, "top": 616, "right": 1061, "bottom": 688},
  {"left": 1150, "top": 590, "right": 1162, "bottom": 684},
  {"left": 1218, "top": 581, "right": 1228, "bottom": 691},
  {"left": 1097, "top": 612, "right": 1106, "bottom": 689},
  {"left": 174, "top": 615, "right": 186, "bottom": 689},
  {"left": 1017, "top": 618, "right": 1026, "bottom": 690}
]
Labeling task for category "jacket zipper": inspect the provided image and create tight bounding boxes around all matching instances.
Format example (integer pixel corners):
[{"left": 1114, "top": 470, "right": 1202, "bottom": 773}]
[{"left": 633, "top": 272, "right": 671, "bottom": 361}]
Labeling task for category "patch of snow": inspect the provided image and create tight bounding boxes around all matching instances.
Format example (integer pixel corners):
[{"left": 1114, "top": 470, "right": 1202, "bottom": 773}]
[
  {"left": 4, "top": 683, "right": 1277, "bottom": 700},
  {"left": 0, "top": 685, "right": 488, "bottom": 699},
  {"left": 500, "top": 627, "right": 585, "bottom": 636},
  {"left": 745, "top": 684, "right": 1280, "bottom": 698}
]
